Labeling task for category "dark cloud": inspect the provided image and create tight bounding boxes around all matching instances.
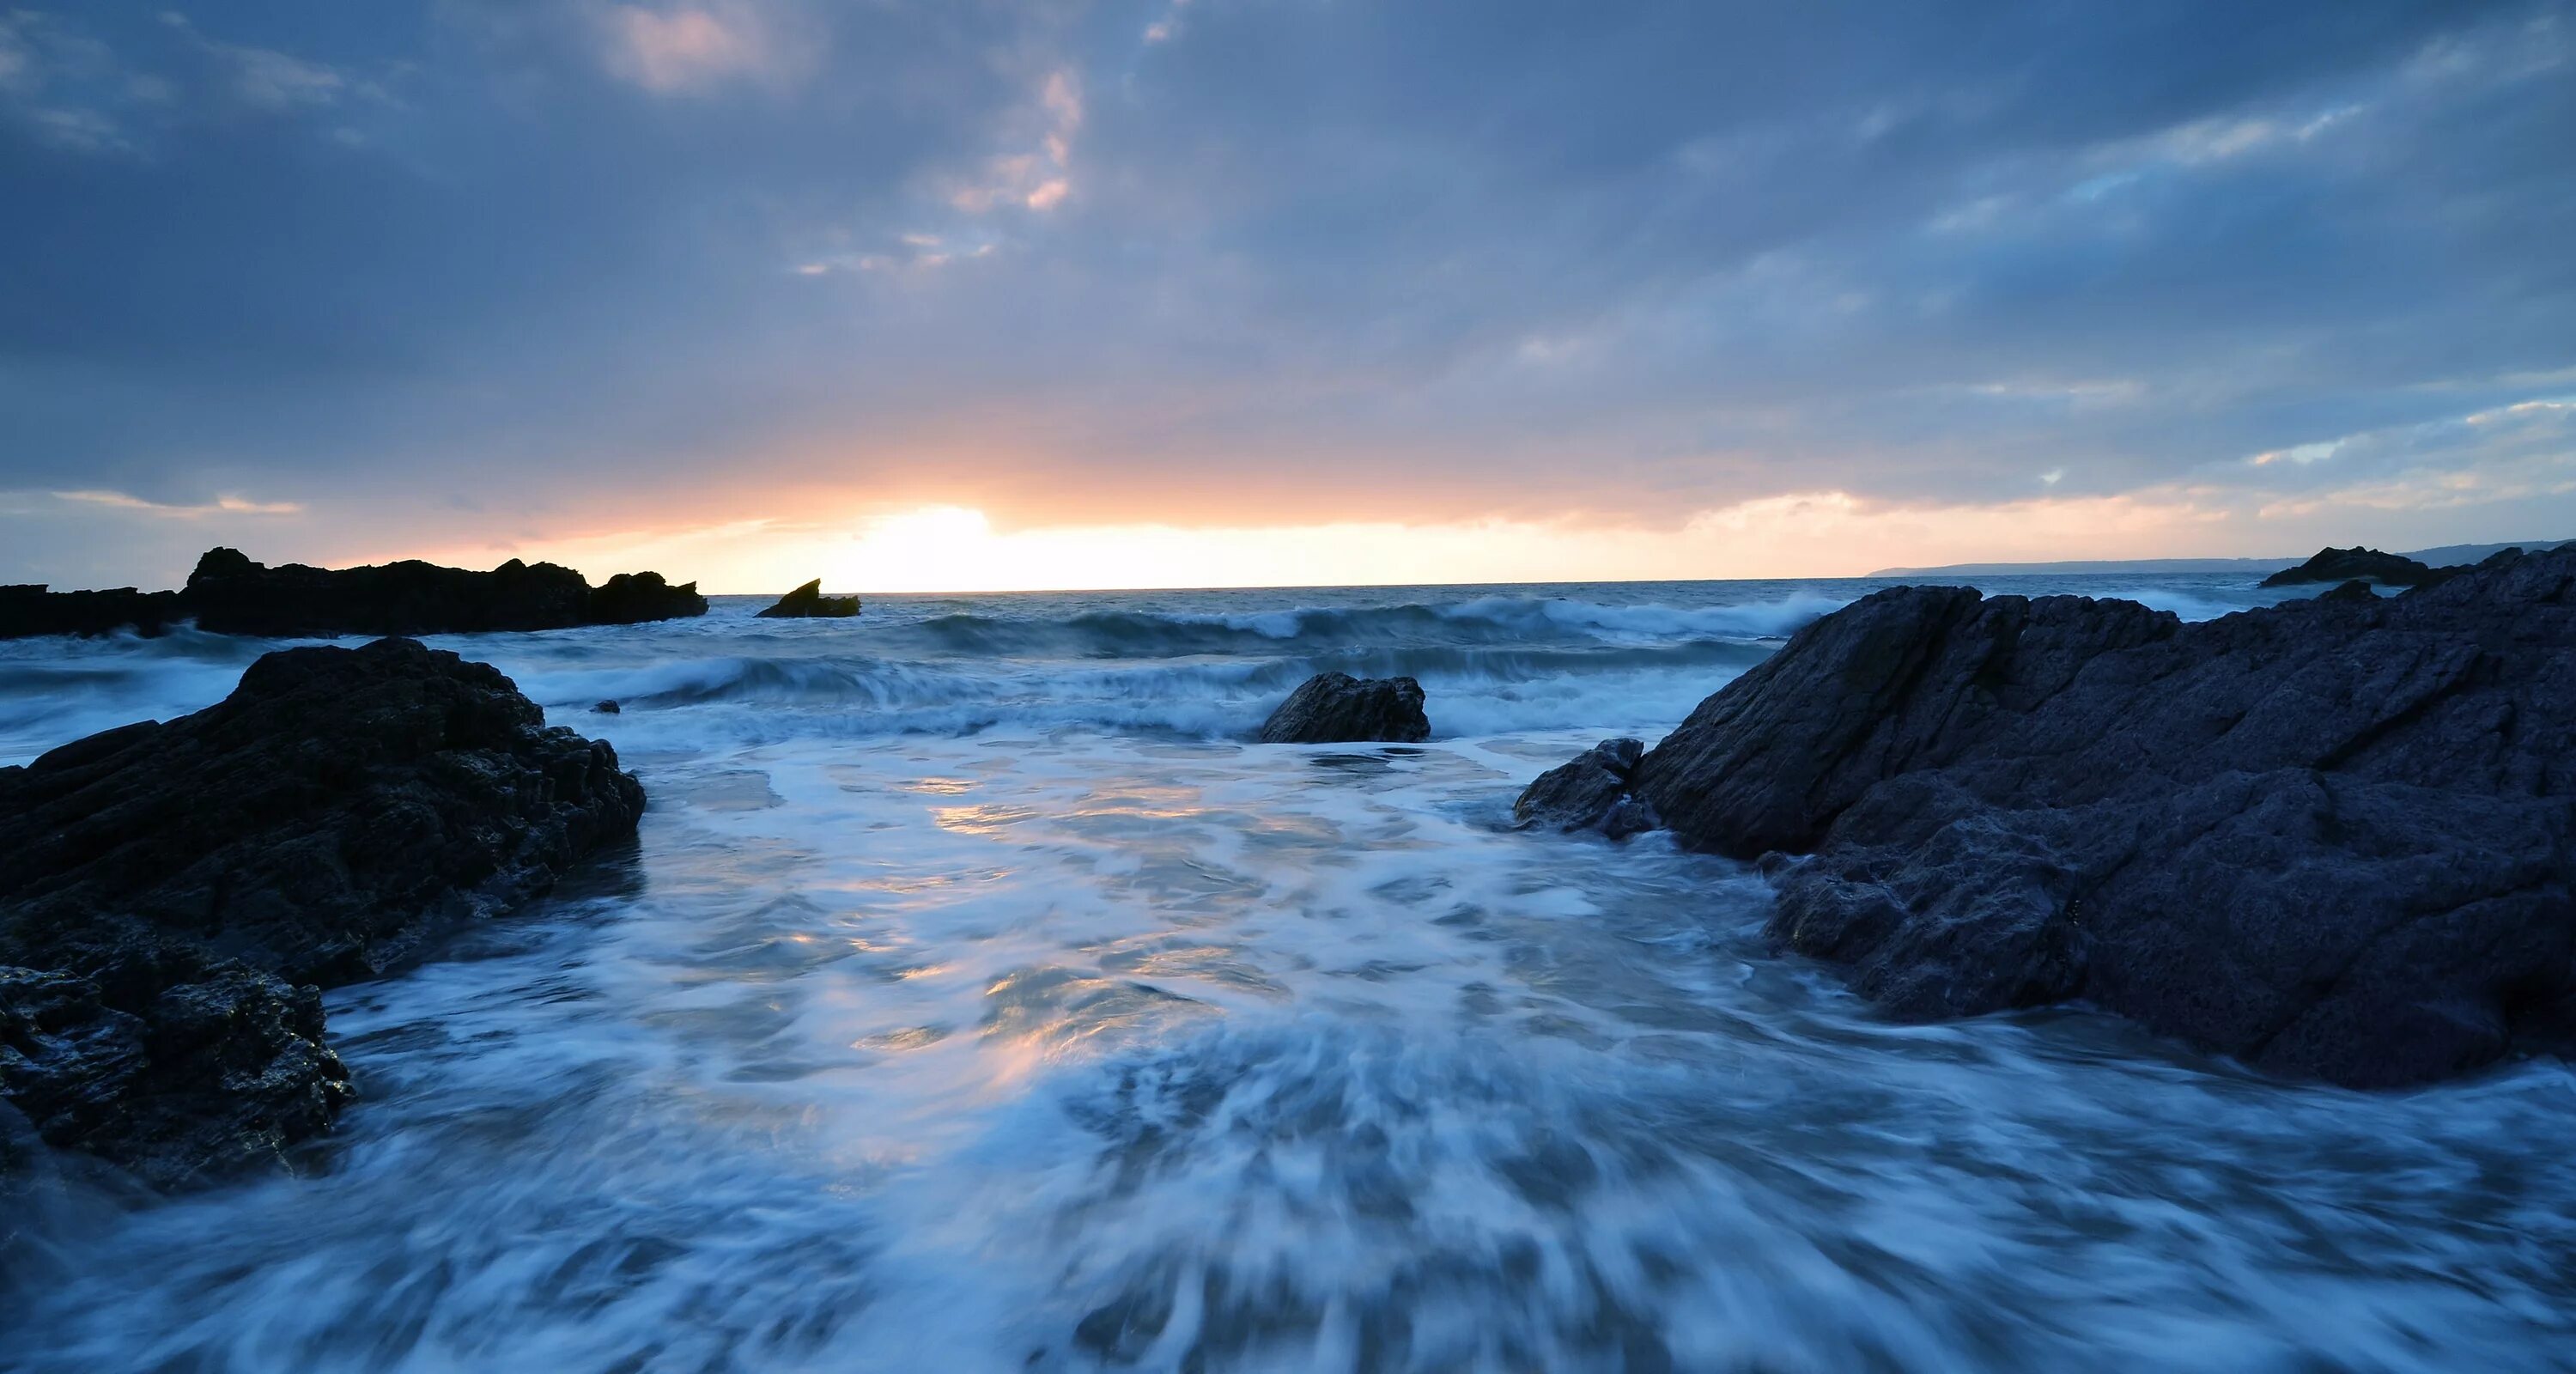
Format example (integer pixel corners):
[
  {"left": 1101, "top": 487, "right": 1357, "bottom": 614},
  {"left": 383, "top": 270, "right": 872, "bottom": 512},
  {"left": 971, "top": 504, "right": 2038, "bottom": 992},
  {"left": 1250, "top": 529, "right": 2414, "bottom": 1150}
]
[{"left": 1, "top": 0, "right": 2571, "bottom": 581}]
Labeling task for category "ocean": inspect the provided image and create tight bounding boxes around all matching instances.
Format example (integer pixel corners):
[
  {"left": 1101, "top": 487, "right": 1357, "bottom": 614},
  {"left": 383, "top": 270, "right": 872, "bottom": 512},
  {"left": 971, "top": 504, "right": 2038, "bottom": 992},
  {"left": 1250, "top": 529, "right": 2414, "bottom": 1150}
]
[{"left": 4, "top": 574, "right": 2573, "bottom": 1371}]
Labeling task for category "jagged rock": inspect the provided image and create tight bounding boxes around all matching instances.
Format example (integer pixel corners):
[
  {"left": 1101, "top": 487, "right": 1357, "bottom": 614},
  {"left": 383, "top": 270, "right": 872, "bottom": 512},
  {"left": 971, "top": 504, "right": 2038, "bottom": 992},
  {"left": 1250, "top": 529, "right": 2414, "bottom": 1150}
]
[
  {"left": 589, "top": 570, "right": 708, "bottom": 625},
  {"left": 0, "top": 637, "right": 645, "bottom": 1185},
  {"left": 2259, "top": 545, "right": 2452, "bottom": 588},
  {"left": 0, "top": 548, "right": 707, "bottom": 641},
  {"left": 1258, "top": 673, "right": 1430, "bottom": 744},
  {"left": 0, "top": 585, "right": 185, "bottom": 640},
  {"left": 755, "top": 579, "right": 860, "bottom": 618},
  {"left": 1514, "top": 738, "right": 1658, "bottom": 837},
  {"left": 1577, "top": 546, "right": 2576, "bottom": 1086}
]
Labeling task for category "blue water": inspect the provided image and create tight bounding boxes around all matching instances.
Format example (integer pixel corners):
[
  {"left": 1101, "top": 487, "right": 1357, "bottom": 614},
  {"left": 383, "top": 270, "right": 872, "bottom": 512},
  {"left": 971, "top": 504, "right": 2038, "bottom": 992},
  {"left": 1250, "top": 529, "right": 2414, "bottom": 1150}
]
[{"left": 3, "top": 574, "right": 2571, "bottom": 1371}]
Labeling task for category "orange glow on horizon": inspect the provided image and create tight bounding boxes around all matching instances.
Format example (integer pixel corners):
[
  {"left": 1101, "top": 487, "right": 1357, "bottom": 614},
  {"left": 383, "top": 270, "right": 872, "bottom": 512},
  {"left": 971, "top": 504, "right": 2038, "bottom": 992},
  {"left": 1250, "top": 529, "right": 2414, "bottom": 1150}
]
[{"left": 445, "top": 487, "right": 2284, "bottom": 594}]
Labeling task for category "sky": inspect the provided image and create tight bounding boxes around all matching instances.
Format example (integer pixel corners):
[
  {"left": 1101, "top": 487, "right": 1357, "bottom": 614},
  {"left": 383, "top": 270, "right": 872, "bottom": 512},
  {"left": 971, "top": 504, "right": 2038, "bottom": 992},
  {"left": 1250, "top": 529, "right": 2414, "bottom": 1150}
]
[{"left": 3, "top": 0, "right": 2573, "bottom": 593}]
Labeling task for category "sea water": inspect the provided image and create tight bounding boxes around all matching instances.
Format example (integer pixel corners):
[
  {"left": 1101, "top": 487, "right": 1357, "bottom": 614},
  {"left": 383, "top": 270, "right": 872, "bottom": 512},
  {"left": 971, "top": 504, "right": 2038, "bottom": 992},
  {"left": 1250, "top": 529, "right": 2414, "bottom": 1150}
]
[{"left": 3, "top": 575, "right": 2571, "bottom": 1372}]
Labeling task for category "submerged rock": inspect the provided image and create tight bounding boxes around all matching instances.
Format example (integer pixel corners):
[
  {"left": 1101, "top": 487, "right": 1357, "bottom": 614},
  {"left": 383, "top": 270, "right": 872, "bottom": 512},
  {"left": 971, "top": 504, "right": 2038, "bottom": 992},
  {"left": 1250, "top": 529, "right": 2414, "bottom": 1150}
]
[
  {"left": 1513, "top": 738, "right": 1658, "bottom": 838},
  {"left": 756, "top": 579, "right": 860, "bottom": 618},
  {"left": 1258, "top": 673, "right": 1431, "bottom": 745},
  {"left": 1552, "top": 546, "right": 2576, "bottom": 1086},
  {"left": 0, "top": 637, "right": 644, "bottom": 1185}
]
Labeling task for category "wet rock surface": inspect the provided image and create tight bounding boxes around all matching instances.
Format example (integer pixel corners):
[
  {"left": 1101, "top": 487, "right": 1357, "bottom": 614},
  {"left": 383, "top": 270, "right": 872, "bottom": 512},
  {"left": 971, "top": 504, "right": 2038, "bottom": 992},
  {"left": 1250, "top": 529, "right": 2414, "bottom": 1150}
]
[
  {"left": 1258, "top": 673, "right": 1431, "bottom": 744},
  {"left": 0, "top": 637, "right": 645, "bottom": 1185},
  {"left": 1560, "top": 547, "right": 2576, "bottom": 1085},
  {"left": 755, "top": 579, "right": 861, "bottom": 618},
  {"left": 1512, "top": 738, "right": 1658, "bottom": 838}
]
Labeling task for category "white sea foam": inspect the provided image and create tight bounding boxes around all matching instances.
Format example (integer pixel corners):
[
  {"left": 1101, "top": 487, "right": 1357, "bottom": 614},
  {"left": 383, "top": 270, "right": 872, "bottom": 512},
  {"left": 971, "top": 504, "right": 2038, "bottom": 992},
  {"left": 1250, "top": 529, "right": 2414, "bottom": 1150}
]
[{"left": 14, "top": 574, "right": 2559, "bottom": 1372}]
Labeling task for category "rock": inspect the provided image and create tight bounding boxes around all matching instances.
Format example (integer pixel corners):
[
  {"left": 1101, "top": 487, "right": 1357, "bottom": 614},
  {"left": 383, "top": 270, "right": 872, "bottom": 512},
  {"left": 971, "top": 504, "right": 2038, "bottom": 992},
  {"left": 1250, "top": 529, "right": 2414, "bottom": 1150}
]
[
  {"left": 593, "top": 699, "right": 622, "bottom": 714},
  {"left": 755, "top": 579, "right": 860, "bottom": 618},
  {"left": 1514, "top": 738, "right": 1656, "bottom": 836},
  {"left": 1593, "top": 548, "right": 2576, "bottom": 1086},
  {"left": 1257, "top": 673, "right": 1431, "bottom": 744},
  {"left": 589, "top": 570, "right": 709, "bottom": 625},
  {"left": 0, "top": 548, "right": 708, "bottom": 641},
  {"left": 2258, "top": 545, "right": 2453, "bottom": 588},
  {"left": 182, "top": 548, "right": 594, "bottom": 636},
  {"left": 1628, "top": 587, "right": 2177, "bottom": 857},
  {"left": 0, "top": 585, "right": 187, "bottom": 641},
  {"left": 0, "top": 637, "right": 645, "bottom": 1185}
]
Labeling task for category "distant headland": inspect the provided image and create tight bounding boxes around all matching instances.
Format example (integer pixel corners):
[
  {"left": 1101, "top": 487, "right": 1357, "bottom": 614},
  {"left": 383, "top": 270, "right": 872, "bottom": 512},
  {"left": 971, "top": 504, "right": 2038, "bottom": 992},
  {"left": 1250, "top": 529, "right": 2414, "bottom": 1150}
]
[{"left": 1868, "top": 538, "right": 2574, "bottom": 579}]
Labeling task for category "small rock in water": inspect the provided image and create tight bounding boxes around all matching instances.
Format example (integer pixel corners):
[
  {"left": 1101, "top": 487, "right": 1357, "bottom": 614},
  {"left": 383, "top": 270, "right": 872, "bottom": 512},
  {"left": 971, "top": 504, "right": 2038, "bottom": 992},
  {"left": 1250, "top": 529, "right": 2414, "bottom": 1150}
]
[
  {"left": 1514, "top": 736, "right": 1657, "bottom": 837},
  {"left": 1257, "top": 672, "right": 1430, "bottom": 744},
  {"left": 756, "top": 579, "right": 860, "bottom": 618},
  {"left": 593, "top": 699, "right": 622, "bottom": 714}
]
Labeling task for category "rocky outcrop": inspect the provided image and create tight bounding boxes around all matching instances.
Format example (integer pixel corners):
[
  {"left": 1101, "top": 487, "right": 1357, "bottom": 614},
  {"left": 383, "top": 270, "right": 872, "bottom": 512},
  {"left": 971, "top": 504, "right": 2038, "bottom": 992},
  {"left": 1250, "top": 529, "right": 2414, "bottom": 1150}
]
[
  {"left": 0, "top": 548, "right": 707, "bottom": 641},
  {"left": 1258, "top": 673, "right": 1431, "bottom": 744},
  {"left": 2258, "top": 545, "right": 2452, "bottom": 588},
  {"left": 1512, "top": 738, "right": 1658, "bottom": 838},
  {"left": 0, "top": 637, "right": 645, "bottom": 1185},
  {"left": 0, "top": 585, "right": 185, "bottom": 641},
  {"left": 588, "top": 570, "right": 711, "bottom": 626},
  {"left": 1529, "top": 546, "right": 2576, "bottom": 1087},
  {"left": 184, "top": 548, "right": 705, "bottom": 637},
  {"left": 756, "top": 579, "right": 860, "bottom": 618}
]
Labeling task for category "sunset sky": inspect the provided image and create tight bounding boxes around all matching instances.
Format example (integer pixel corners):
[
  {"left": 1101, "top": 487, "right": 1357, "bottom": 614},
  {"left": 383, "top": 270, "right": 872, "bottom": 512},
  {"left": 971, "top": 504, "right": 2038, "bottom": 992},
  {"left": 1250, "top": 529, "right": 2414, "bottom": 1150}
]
[{"left": 3, "top": 1, "right": 2572, "bottom": 592}]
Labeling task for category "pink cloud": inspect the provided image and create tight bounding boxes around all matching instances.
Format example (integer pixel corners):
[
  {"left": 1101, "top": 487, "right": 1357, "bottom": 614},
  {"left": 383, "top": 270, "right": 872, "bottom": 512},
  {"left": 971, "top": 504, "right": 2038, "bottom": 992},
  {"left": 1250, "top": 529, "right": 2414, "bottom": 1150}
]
[{"left": 601, "top": 4, "right": 775, "bottom": 94}]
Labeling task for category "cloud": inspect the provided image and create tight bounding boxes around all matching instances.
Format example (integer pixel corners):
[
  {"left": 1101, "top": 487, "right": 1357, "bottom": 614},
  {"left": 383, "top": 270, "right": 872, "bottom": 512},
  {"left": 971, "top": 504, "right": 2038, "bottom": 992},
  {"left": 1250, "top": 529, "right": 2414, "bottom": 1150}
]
[
  {"left": 598, "top": 3, "right": 785, "bottom": 94},
  {"left": 0, "top": 9, "right": 389, "bottom": 158},
  {"left": 50, "top": 489, "right": 303, "bottom": 517},
  {"left": 159, "top": 11, "right": 350, "bottom": 109},
  {"left": 0, "top": 0, "right": 2570, "bottom": 587},
  {"left": 950, "top": 69, "right": 1081, "bottom": 213}
]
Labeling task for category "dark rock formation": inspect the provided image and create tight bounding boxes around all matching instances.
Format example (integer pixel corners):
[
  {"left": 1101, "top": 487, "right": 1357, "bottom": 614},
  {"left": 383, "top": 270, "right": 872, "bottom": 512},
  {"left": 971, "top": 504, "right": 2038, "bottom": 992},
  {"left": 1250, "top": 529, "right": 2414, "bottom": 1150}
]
[
  {"left": 593, "top": 699, "right": 622, "bottom": 714},
  {"left": 0, "top": 637, "right": 644, "bottom": 1185},
  {"left": 1258, "top": 673, "right": 1431, "bottom": 744},
  {"left": 589, "top": 570, "right": 710, "bottom": 625},
  {"left": 2259, "top": 545, "right": 2452, "bottom": 588},
  {"left": 0, "top": 548, "right": 706, "bottom": 641},
  {"left": 1563, "top": 546, "right": 2576, "bottom": 1087},
  {"left": 756, "top": 579, "right": 861, "bottom": 618},
  {"left": 1512, "top": 738, "right": 1658, "bottom": 838},
  {"left": 0, "top": 585, "right": 185, "bottom": 641}
]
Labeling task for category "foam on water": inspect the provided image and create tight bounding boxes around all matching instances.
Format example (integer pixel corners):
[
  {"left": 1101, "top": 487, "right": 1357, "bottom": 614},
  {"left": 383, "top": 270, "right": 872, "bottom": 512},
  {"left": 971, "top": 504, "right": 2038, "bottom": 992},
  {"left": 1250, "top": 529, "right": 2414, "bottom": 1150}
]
[{"left": 8, "top": 573, "right": 2565, "bottom": 1372}]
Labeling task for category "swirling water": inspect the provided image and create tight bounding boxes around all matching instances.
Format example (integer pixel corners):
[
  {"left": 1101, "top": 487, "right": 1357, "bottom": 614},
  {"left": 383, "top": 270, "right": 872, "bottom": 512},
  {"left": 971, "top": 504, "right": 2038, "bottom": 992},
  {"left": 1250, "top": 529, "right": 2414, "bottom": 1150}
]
[{"left": 3, "top": 575, "right": 2573, "bottom": 1372}]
